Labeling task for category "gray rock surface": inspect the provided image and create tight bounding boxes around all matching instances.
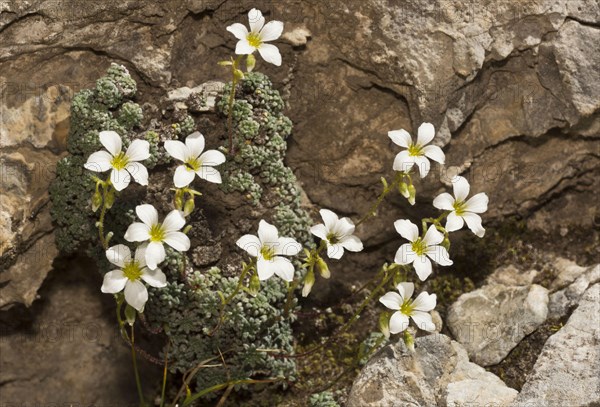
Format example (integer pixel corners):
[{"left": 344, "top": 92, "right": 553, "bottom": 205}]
[
  {"left": 447, "top": 283, "right": 549, "bottom": 366},
  {"left": 548, "top": 264, "right": 600, "bottom": 319},
  {"left": 347, "top": 334, "right": 518, "bottom": 407},
  {"left": 512, "top": 284, "right": 600, "bottom": 406}
]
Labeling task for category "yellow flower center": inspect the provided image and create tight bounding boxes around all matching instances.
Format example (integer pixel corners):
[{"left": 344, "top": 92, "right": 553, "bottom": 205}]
[
  {"left": 247, "top": 32, "right": 262, "bottom": 48},
  {"left": 411, "top": 238, "right": 427, "bottom": 256},
  {"left": 110, "top": 152, "right": 129, "bottom": 170},
  {"left": 260, "top": 245, "right": 275, "bottom": 261},
  {"left": 453, "top": 200, "right": 466, "bottom": 216},
  {"left": 122, "top": 260, "right": 142, "bottom": 281},
  {"left": 326, "top": 232, "right": 339, "bottom": 244},
  {"left": 407, "top": 143, "right": 423, "bottom": 157},
  {"left": 185, "top": 158, "right": 201, "bottom": 172},
  {"left": 149, "top": 224, "right": 165, "bottom": 242},
  {"left": 400, "top": 299, "right": 414, "bottom": 315}
]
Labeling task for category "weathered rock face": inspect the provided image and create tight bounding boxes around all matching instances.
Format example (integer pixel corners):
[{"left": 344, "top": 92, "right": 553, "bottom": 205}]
[
  {"left": 347, "top": 334, "right": 518, "bottom": 407},
  {"left": 513, "top": 284, "right": 600, "bottom": 407},
  {"left": 447, "top": 283, "right": 549, "bottom": 366}
]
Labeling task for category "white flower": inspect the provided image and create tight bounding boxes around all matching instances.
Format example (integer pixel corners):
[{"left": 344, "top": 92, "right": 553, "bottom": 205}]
[
  {"left": 101, "top": 244, "right": 167, "bottom": 312},
  {"left": 124, "top": 204, "right": 190, "bottom": 269},
  {"left": 84, "top": 130, "right": 150, "bottom": 191},
  {"left": 226, "top": 8, "right": 284, "bottom": 66},
  {"left": 379, "top": 282, "right": 437, "bottom": 333},
  {"left": 164, "top": 132, "right": 226, "bottom": 188},
  {"left": 310, "top": 209, "right": 363, "bottom": 259},
  {"left": 388, "top": 123, "right": 445, "bottom": 178},
  {"left": 394, "top": 219, "right": 453, "bottom": 281},
  {"left": 433, "top": 176, "right": 489, "bottom": 237},
  {"left": 236, "top": 220, "right": 302, "bottom": 282}
]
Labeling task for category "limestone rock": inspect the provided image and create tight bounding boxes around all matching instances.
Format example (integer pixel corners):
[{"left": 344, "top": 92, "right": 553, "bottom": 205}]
[
  {"left": 548, "top": 264, "right": 600, "bottom": 319},
  {"left": 347, "top": 334, "right": 518, "bottom": 407},
  {"left": 513, "top": 284, "right": 600, "bottom": 406},
  {"left": 447, "top": 284, "right": 549, "bottom": 366}
]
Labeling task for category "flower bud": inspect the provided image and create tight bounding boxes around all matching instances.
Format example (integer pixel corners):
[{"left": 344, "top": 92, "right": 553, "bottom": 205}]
[
  {"left": 316, "top": 256, "right": 330, "bottom": 279},
  {"left": 379, "top": 312, "right": 390, "bottom": 339},
  {"left": 124, "top": 304, "right": 137, "bottom": 326},
  {"left": 174, "top": 189, "right": 184, "bottom": 210},
  {"left": 218, "top": 60, "right": 233, "bottom": 66},
  {"left": 246, "top": 54, "right": 256, "bottom": 72},
  {"left": 403, "top": 330, "right": 415, "bottom": 352},
  {"left": 91, "top": 190, "right": 103, "bottom": 212},
  {"left": 183, "top": 225, "right": 192, "bottom": 234},
  {"left": 408, "top": 184, "right": 416, "bottom": 206},
  {"left": 398, "top": 182, "right": 409, "bottom": 198},
  {"left": 234, "top": 68, "right": 245, "bottom": 81},
  {"left": 248, "top": 272, "right": 260, "bottom": 297},
  {"left": 183, "top": 198, "right": 195, "bottom": 217},
  {"left": 302, "top": 269, "right": 315, "bottom": 297},
  {"left": 104, "top": 188, "right": 115, "bottom": 209}
]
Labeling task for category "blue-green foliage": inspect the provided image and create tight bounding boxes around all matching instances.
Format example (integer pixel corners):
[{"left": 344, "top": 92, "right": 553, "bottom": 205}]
[{"left": 309, "top": 391, "right": 341, "bottom": 407}]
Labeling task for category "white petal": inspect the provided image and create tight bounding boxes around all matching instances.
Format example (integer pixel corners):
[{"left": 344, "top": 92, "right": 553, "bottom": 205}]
[
  {"left": 463, "top": 212, "right": 486, "bottom": 238},
  {"left": 394, "top": 243, "right": 417, "bottom": 265},
  {"left": 433, "top": 192, "right": 455, "bottom": 211},
  {"left": 84, "top": 151, "right": 112, "bottom": 172},
  {"left": 196, "top": 166, "right": 222, "bottom": 184},
  {"left": 126, "top": 162, "right": 148, "bottom": 186},
  {"left": 275, "top": 237, "right": 301, "bottom": 256},
  {"left": 105, "top": 244, "right": 132, "bottom": 267},
  {"left": 271, "top": 256, "right": 295, "bottom": 282},
  {"left": 464, "top": 193, "right": 489, "bottom": 214},
  {"left": 388, "top": 129, "right": 412, "bottom": 148},
  {"left": 256, "top": 257, "right": 275, "bottom": 280},
  {"left": 140, "top": 267, "right": 167, "bottom": 288},
  {"left": 413, "top": 255, "right": 433, "bottom": 281},
  {"left": 379, "top": 291, "right": 402, "bottom": 310},
  {"left": 394, "top": 219, "right": 419, "bottom": 242},
  {"left": 416, "top": 122, "right": 435, "bottom": 146},
  {"left": 257, "top": 43, "right": 282, "bottom": 66},
  {"left": 99, "top": 130, "right": 122, "bottom": 156},
  {"left": 162, "top": 210, "right": 185, "bottom": 232},
  {"left": 124, "top": 222, "right": 151, "bottom": 242},
  {"left": 136, "top": 204, "right": 158, "bottom": 227},
  {"left": 422, "top": 145, "right": 445, "bottom": 164},
  {"left": 339, "top": 235, "right": 363, "bottom": 252},
  {"left": 101, "top": 270, "right": 127, "bottom": 293},
  {"left": 392, "top": 150, "right": 415, "bottom": 173},
  {"left": 235, "top": 39, "right": 256, "bottom": 54},
  {"left": 199, "top": 150, "right": 226, "bottom": 166},
  {"left": 259, "top": 20, "right": 283, "bottom": 41},
  {"left": 125, "top": 139, "right": 150, "bottom": 162},
  {"left": 226, "top": 23, "right": 249, "bottom": 40},
  {"left": 411, "top": 292, "right": 437, "bottom": 312},
  {"left": 163, "top": 231, "right": 190, "bottom": 252},
  {"left": 411, "top": 311, "right": 436, "bottom": 331},
  {"left": 426, "top": 245, "right": 453, "bottom": 266},
  {"left": 236, "top": 234, "right": 261, "bottom": 257},
  {"left": 319, "top": 209, "right": 338, "bottom": 232},
  {"left": 423, "top": 225, "right": 443, "bottom": 246},
  {"left": 110, "top": 168, "right": 131, "bottom": 191},
  {"left": 327, "top": 243, "right": 344, "bottom": 260},
  {"left": 185, "top": 132, "right": 205, "bottom": 158},
  {"left": 453, "top": 176, "right": 470, "bottom": 202},
  {"left": 334, "top": 217, "right": 356, "bottom": 237},
  {"left": 134, "top": 244, "right": 148, "bottom": 268},
  {"left": 396, "top": 282, "right": 414, "bottom": 303},
  {"left": 310, "top": 224, "right": 327, "bottom": 240},
  {"left": 124, "top": 280, "right": 148, "bottom": 312},
  {"left": 258, "top": 220, "right": 279, "bottom": 246},
  {"left": 414, "top": 156, "right": 431, "bottom": 178},
  {"left": 248, "top": 8, "right": 265, "bottom": 33},
  {"left": 445, "top": 212, "right": 465, "bottom": 232},
  {"left": 145, "top": 241, "right": 166, "bottom": 270},
  {"left": 164, "top": 140, "right": 189, "bottom": 162},
  {"left": 174, "top": 165, "right": 196, "bottom": 188},
  {"left": 389, "top": 311, "right": 409, "bottom": 334}
]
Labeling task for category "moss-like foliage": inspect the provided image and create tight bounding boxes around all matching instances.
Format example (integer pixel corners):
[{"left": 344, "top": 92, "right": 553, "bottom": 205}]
[
  {"left": 309, "top": 392, "right": 340, "bottom": 407},
  {"left": 50, "top": 65, "right": 314, "bottom": 398}
]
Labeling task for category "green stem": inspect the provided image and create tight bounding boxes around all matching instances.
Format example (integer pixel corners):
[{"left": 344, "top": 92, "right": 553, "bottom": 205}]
[
  {"left": 160, "top": 341, "right": 169, "bottom": 407},
  {"left": 183, "top": 378, "right": 282, "bottom": 406},
  {"left": 98, "top": 184, "right": 109, "bottom": 250},
  {"left": 283, "top": 242, "right": 326, "bottom": 317},
  {"left": 227, "top": 56, "right": 243, "bottom": 155},
  {"left": 355, "top": 172, "right": 403, "bottom": 227},
  {"left": 130, "top": 324, "right": 146, "bottom": 406}
]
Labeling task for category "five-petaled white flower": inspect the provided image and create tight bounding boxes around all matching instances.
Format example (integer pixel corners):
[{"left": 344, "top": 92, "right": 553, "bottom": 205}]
[
  {"left": 433, "top": 176, "right": 489, "bottom": 238},
  {"left": 394, "top": 219, "right": 452, "bottom": 281},
  {"left": 388, "top": 123, "right": 445, "bottom": 178},
  {"left": 226, "top": 8, "right": 284, "bottom": 66},
  {"left": 101, "top": 244, "right": 167, "bottom": 312},
  {"left": 310, "top": 209, "right": 363, "bottom": 260},
  {"left": 379, "top": 282, "right": 437, "bottom": 334},
  {"left": 124, "top": 204, "right": 190, "bottom": 270},
  {"left": 236, "top": 220, "right": 302, "bottom": 282},
  {"left": 164, "top": 132, "right": 226, "bottom": 188},
  {"left": 84, "top": 130, "right": 150, "bottom": 191}
]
